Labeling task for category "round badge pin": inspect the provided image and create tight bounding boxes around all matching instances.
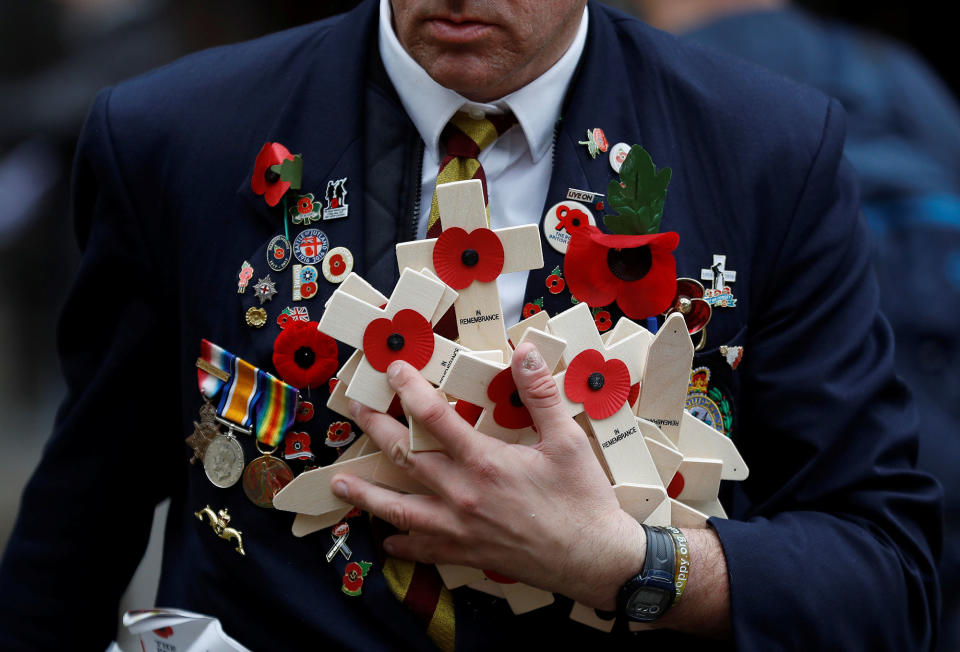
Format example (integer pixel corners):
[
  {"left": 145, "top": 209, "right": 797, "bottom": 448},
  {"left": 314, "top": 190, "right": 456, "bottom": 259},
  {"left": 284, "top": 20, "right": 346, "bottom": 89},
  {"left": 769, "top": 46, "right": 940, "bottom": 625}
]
[
  {"left": 293, "top": 228, "right": 330, "bottom": 264},
  {"left": 542, "top": 201, "right": 596, "bottom": 253},
  {"left": 322, "top": 247, "right": 354, "bottom": 284},
  {"left": 267, "top": 235, "right": 292, "bottom": 271},
  {"left": 609, "top": 142, "right": 631, "bottom": 173}
]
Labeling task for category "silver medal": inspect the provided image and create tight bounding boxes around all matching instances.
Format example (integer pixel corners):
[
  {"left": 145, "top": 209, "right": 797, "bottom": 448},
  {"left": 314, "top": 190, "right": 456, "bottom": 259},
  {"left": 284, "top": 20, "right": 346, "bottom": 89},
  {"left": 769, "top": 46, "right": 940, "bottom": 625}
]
[{"left": 203, "top": 432, "right": 245, "bottom": 488}]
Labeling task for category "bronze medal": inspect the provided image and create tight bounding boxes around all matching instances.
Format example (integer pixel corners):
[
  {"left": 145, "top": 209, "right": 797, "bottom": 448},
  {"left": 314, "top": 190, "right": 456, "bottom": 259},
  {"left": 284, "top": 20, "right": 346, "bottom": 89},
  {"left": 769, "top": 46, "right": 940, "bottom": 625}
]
[{"left": 242, "top": 448, "right": 294, "bottom": 508}]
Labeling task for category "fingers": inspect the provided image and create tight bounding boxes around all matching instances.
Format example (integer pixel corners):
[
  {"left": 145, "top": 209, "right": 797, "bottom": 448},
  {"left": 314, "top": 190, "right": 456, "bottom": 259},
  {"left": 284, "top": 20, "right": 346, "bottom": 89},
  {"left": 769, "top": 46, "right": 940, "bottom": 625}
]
[
  {"left": 331, "top": 473, "right": 455, "bottom": 536},
  {"left": 384, "top": 360, "right": 482, "bottom": 461},
  {"left": 382, "top": 533, "right": 475, "bottom": 567},
  {"left": 349, "top": 399, "right": 454, "bottom": 492},
  {"left": 511, "top": 342, "right": 582, "bottom": 445}
]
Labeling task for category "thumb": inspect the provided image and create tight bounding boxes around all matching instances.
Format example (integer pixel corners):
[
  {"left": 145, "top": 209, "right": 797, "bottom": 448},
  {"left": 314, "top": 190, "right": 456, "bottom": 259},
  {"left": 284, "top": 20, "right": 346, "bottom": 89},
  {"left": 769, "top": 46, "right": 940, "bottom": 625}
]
[{"left": 511, "top": 341, "right": 579, "bottom": 443}]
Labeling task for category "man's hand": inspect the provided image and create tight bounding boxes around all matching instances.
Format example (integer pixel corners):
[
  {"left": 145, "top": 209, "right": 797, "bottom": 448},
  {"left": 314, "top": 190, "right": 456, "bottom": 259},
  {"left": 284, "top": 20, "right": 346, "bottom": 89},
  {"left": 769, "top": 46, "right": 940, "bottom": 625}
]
[{"left": 331, "top": 341, "right": 644, "bottom": 610}]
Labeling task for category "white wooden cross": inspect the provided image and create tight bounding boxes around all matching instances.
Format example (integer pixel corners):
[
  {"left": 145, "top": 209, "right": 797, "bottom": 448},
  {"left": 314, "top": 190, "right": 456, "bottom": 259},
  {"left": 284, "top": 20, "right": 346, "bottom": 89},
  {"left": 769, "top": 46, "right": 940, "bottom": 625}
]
[
  {"left": 437, "top": 328, "right": 566, "bottom": 448},
  {"left": 396, "top": 179, "right": 543, "bottom": 358},
  {"left": 547, "top": 303, "right": 663, "bottom": 492},
  {"left": 700, "top": 254, "right": 736, "bottom": 291},
  {"left": 318, "top": 268, "right": 467, "bottom": 413}
]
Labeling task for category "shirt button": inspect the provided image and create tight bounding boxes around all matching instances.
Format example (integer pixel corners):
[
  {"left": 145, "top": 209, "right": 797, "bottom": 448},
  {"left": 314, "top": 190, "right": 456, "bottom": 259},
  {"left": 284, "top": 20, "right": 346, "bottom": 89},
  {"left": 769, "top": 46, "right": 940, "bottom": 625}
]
[{"left": 467, "top": 108, "right": 485, "bottom": 120}]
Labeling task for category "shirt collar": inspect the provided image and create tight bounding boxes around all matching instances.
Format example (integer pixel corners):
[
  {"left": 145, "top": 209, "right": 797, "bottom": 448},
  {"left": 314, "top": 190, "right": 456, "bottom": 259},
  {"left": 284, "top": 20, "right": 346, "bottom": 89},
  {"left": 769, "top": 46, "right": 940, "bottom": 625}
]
[{"left": 378, "top": 0, "right": 589, "bottom": 166}]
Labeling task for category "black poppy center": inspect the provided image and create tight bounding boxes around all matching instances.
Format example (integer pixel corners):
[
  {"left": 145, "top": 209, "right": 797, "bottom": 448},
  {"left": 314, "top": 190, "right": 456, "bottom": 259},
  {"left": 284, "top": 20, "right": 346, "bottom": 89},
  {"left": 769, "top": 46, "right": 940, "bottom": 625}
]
[
  {"left": 461, "top": 248, "right": 480, "bottom": 267},
  {"left": 509, "top": 390, "right": 524, "bottom": 408},
  {"left": 571, "top": 217, "right": 581, "bottom": 227},
  {"left": 607, "top": 245, "right": 652, "bottom": 282},
  {"left": 294, "top": 346, "right": 316, "bottom": 369},
  {"left": 264, "top": 167, "right": 281, "bottom": 184},
  {"left": 587, "top": 372, "right": 605, "bottom": 391},
  {"left": 387, "top": 333, "right": 405, "bottom": 351}
]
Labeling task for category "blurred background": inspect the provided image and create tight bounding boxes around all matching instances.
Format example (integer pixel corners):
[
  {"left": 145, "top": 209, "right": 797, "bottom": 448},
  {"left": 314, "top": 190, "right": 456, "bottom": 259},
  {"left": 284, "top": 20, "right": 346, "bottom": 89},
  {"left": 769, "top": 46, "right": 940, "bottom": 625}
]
[{"left": 1, "top": 0, "right": 957, "bottom": 648}]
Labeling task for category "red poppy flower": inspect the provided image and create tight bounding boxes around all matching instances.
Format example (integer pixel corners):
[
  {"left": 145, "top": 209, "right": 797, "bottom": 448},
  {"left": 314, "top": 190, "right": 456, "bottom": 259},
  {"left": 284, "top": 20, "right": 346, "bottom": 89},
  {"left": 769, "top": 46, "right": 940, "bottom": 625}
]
[
  {"left": 295, "top": 400, "right": 314, "bottom": 422},
  {"left": 546, "top": 274, "right": 565, "bottom": 295},
  {"left": 593, "top": 309, "right": 612, "bottom": 332},
  {"left": 325, "top": 421, "right": 355, "bottom": 447},
  {"left": 297, "top": 196, "right": 313, "bottom": 213},
  {"left": 564, "top": 226, "right": 679, "bottom": 320},
  {"left": 455, "top": 399, "right": 484, "bottom": 427},
  {"left": 251, "top": 142, "right": 294, "bottom": 207},
  {"left": 666, "top": 278, "right": 712, "bottom": 335},
  {"left": 522, "top": 299, "right": 543, "bottom": 319},
  {"left": 272, "top": 320, "right": 339, "bottom": 389},
  {"left": 363, "top": 309, "right": 435, "bottom": 372},
  {"left": 486, "top": 367, "right": 533, "bottom": 430},
  {"left": 433, "top": 227, "right": 504, "bottom": 290},
  {"left": 563, "top": 349, "right": 631, "bottom": 420},
  {"left": 276, "top": 313, "right": 291, "bottom": 329},
  {"left": 329, "top": 254, "right": 346, "bottom": 276},
  {"left": 554, "top": 205, "right": 591, "bottom": 234},
  {"left": 342, "top": 561, "right": 371, "bottom": 596}
]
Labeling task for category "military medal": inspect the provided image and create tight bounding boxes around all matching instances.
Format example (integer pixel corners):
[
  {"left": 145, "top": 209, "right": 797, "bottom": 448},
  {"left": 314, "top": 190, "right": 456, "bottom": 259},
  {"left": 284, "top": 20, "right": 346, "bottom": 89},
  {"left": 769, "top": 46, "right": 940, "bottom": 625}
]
[
  {"left": 267, "top": 235, "right": 293, "bottom": 271},
  {"left": 241, "top": 369, "right": 299, "bottom": 508},
  {"left": 185, "top": 399, "right": 218, "bottom": 464},
  {"left": 203, "top": 428, "right": 246, "bottom": 488},
  {"left": 242, "top": 443, "right": 295, "bottom": 509}
]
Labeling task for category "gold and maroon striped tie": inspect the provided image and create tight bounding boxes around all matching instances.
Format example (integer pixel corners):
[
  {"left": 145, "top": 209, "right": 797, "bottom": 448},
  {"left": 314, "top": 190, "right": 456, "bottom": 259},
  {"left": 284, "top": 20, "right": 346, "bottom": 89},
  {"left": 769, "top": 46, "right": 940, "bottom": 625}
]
[
  {"left": 381, "top": 110, "right": 515, "bottom": 652},
  {"left": 426, "top": 110, "right": 517, "bottom": 238}
]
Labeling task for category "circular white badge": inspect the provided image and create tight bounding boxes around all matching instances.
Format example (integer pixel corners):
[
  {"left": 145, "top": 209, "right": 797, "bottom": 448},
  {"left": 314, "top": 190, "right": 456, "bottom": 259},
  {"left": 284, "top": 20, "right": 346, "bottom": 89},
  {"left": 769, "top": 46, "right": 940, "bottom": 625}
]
[
  {"left": 609, "top": 142, "right": 631, "bottom": 173},
  {"left": 322, "top": 246, "right": 354, "bottom": 284},
  {"left": 542, "top": 201, "right": 596, "bottom": 253}
]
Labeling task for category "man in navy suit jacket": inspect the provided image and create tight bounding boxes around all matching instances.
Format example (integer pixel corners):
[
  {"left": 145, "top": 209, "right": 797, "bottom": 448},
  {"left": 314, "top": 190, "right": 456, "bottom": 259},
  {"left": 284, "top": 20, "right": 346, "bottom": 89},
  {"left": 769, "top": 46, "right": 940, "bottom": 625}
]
[{"left": 0, "top": 0, "right": 941, "bottom": 649}]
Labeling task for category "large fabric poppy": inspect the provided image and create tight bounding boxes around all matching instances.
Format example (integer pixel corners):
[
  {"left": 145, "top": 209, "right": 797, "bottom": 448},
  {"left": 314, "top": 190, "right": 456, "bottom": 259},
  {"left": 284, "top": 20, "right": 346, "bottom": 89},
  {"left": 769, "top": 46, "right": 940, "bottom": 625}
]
[
  {"left": 251, "top": 142, "right": 294, "bottom": 207},
  {"left": 564, "top": 226, "right": 679, "bottom": 319},
  {"left": 432, "top": 227, "right": 505, "bottom": 290},
  {"left": 272, "top": 321, "right": 339, "bottom": 389},
  {"left": 362, "top": 309, "right": 435, "bottom": 372},
  {"left": 563, "top": 348, "right": 631, "bottom": 420},
  {"left": 486, "top": 367, "right": 533, "bottom": 429}
]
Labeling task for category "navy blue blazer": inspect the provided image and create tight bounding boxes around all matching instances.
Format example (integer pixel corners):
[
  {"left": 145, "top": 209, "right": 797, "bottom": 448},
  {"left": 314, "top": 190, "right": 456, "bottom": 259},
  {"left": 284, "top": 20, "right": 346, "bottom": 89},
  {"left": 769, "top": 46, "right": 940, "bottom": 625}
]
[{"left": 0, "top": 1, "right": 941, "bottom": 649}]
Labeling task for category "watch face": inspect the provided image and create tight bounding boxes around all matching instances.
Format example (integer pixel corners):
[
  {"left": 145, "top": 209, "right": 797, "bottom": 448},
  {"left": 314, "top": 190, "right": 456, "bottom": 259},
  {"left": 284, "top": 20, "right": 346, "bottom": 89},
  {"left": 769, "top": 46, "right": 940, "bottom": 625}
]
[{"left": 626, "top": 586, "right": 672, "bottom": 621}]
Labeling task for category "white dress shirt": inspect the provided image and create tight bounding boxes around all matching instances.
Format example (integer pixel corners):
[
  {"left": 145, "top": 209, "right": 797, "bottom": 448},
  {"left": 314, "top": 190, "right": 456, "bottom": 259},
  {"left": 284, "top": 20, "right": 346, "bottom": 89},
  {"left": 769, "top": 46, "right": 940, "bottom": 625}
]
[{"left": 378, "top": 0, "right": 589, "bottom": 325}]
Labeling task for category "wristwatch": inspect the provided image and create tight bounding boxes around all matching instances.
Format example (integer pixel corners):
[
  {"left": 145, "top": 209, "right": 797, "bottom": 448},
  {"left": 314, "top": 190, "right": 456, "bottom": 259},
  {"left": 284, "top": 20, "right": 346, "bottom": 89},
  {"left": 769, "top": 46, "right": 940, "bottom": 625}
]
[{"left": 617, "top": 525, "right": 677, "bottom": 622}]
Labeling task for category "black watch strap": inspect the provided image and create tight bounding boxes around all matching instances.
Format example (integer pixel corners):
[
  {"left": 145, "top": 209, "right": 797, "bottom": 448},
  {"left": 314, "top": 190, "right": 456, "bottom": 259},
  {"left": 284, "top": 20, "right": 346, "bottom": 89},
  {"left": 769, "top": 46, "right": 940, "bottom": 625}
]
[{"left": 617, "top": 525, "right": 677, "bottom": 622}]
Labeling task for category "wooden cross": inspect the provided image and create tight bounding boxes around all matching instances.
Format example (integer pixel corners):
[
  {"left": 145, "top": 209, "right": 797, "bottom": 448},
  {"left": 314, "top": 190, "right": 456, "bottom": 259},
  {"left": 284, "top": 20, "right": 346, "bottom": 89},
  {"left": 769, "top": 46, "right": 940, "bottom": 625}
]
[
  {"left": 437, "top": 328, "right": 566, "bottom": 448},
  {"left": 318, "top": 268, "right": 467, "bottom": 413},
  {"left": 700, "top": 254, "right": 736, "bottom": 291},
  {"left": 396, "top": 179, "right": 543, "bottom": 358},
  {"left": 547, "top": 303, "right": 662, "bottom": 491}
]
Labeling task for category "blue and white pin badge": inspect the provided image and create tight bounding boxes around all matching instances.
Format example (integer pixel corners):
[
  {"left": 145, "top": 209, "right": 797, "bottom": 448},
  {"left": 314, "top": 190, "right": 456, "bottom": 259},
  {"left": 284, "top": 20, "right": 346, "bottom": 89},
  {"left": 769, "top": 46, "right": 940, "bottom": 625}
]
[
  {"left": 322, "top": 178, "right": 349, "bottom": 220},
  {"left": 700, "top": 254, "right": 737, "bottom": 307},
  {"left": 293, "top": 228, "right": 329, "bottom": 264},
  {"left": 267, "top": 235, "right": 292, "bottom": 272}
]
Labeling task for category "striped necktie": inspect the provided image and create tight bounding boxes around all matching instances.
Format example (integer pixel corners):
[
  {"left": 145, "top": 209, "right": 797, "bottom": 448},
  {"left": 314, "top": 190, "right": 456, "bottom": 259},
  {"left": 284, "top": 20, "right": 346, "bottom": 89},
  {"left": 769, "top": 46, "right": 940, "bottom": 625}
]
[
  {"left": 426, "top": 110, "right": 517, "bottom": 238},
  {"left": 381, "top": 111, "right": 515, "bottom": 652}
]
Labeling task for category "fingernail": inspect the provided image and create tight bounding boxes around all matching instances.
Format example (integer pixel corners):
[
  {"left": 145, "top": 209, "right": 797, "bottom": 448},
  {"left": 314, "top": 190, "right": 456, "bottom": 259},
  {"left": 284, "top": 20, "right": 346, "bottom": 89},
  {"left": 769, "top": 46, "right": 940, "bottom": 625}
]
[
  {"left": 383, "top": 539, "right": 395, "bottom": 555},
  {"left": 333, "top": 480, "right": 348, "bottom": 498},
  {"left": 349, "top": 400, "right": 362, "bottom": 417},
  {"left": 387, "top": 360, "right": 404, "bottom": 381},
  {"left": 523, "top": 348, "right": 543, "bottom": 370}
]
